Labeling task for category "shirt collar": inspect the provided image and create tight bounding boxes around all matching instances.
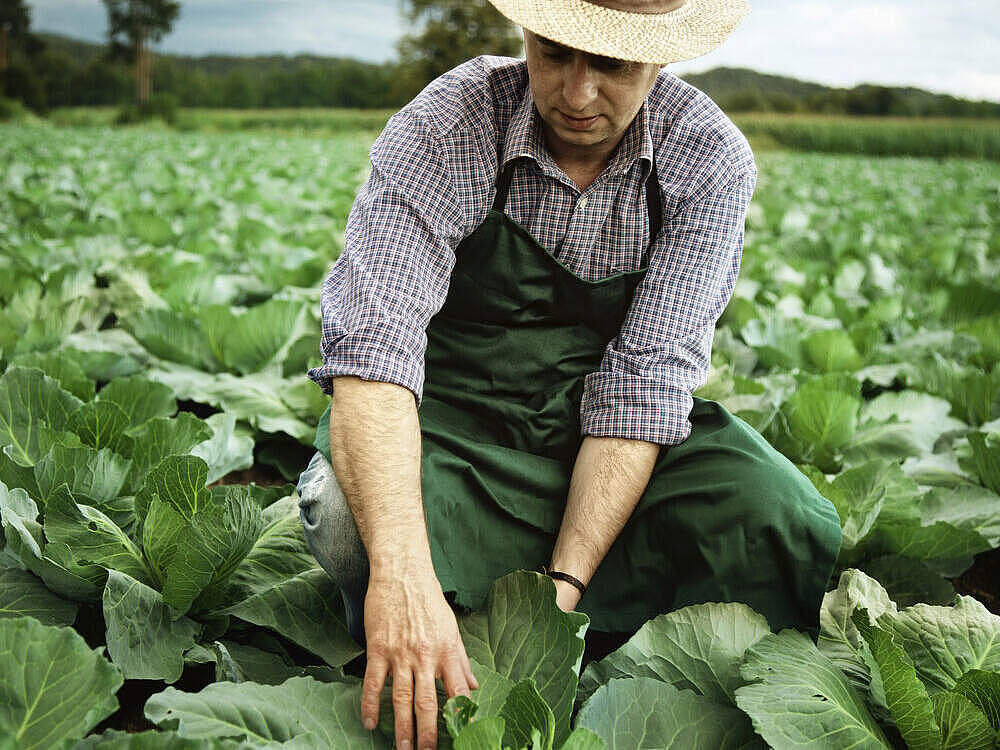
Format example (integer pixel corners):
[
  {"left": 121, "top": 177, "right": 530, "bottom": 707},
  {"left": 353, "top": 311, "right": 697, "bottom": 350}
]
[{"left": 502, "top": 86, "right": 654, "bottom": 183}]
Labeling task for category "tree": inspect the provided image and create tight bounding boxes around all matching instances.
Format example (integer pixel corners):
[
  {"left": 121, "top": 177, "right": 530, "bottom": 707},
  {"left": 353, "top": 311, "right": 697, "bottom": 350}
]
[
  {"left": 396, "top": 0, "right": 521, "bottom": 99},
  {"left": 1, "top": 0, "right": 45, "bottom": 96},
  {"left": 102, "top": 0, "right": 180, "bottom": 106}
]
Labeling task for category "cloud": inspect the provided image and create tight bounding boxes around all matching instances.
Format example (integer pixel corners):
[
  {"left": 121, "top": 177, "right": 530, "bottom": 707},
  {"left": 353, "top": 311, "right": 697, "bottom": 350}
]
[{"left": 27, "top": 0, "right": 1000, "bottom": 101}]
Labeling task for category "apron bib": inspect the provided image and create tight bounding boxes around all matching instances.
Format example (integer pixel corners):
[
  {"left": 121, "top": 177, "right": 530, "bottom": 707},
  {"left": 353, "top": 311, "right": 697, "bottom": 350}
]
[{"left": 315, "top": 155, "right": 841, "bottom": 635}]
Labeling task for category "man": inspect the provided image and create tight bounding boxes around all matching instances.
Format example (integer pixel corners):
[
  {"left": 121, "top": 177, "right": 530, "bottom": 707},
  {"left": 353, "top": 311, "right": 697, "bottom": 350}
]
[{"left": 297, "top": 1, "right": 842, "bottom": 748}]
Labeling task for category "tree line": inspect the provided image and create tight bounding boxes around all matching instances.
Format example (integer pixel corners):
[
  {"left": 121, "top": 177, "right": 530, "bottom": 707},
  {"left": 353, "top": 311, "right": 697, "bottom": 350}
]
[{"left": 2, "top": 0, "right": 998, "bottom": 119}]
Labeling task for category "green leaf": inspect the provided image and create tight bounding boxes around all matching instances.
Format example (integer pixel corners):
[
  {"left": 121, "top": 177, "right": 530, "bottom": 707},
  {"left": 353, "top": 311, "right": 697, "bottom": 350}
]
[
  {"left": 67, "top": 401, "right": 134, "bottom": 457},
  {"left": 0, "top": 484, "right": 101, "bottom": 601},
  {"left": 769, "top": 374, "right": 861, "bottom": 472},
  {"left": 0, "top": 447, "right": 41, "bottom": 501},
  {"left": 741, "top": 315, "right": 806, "bottom": 370},
  {"left": 189, "top": 413, "right": 254, "bottom": 485},
  {"left": 34, "top": 444, "right": 131, "bottom": 513},
  {"left": 10, "top": 351, "right": 94, "bottom": 402},
  {"left": 966, "top": 432, "right": 1000, "bottom": 494},
  {"left": 73, "top": 728, "right": 255, "bottom": 748},
  {"left": 122, "top": 309, "right": 221, "bottom": 372},
  {"left": 735, "top": 630, "right": 890, "bottom": 749},
  {"left": 859, "top": 557, "right": 956, "bottom": 608},
  {"left": 204, "top": 299, "right": 307, "bottom": 375},
  {"left": 226, "top": 496, "right": 318, "bottom": 599},
  {"left": 0, "top": 366, "right": 82, "bottom": 465},
  {"left": 210, "top": 640, "right": 346, "bottom": 685},
  {"left": 918, "top": 485, "right": 1000, "bottom": 547},
  {"left": 160, "top": 485, "right": 263, "bottom": 616},
  {"left": 459, "top": 572, "right": 589, "bottom": 747},
  {"left": 126, "top": 210, "right": 174, "bottom": 245},
  {"left": 0, "top": 567, "right": 78, "bottom": 625},
  {"left": 103, "top": 570, "right": 200, "bottom": 683},
  {"left": 803, "top": 328, "right": 864, "bottom": 372},
  {"left": 500, "top": 680, "right": 556, "bottom": 750},
  {"left": 98, "top": 375, "right": 177, "bottom": 428},
  {"left": 800, "top": 461, "right": 888, "bottom": 552},
  {"left": 217, "top": 568, "right": 361, "bottom": 667},
  {"left": 818, "top": 569, "right": 898, "bottom": 692},
  {"left": 134, "top": 455, "right": 212, "bottom": 529},
  {"left": 578, "top": 677, "right": 759, "bottom": 750},
  {"left": 468, "top": 657, "right": 516, "bottom": 720},
  {"left": 931, "top": 692, "right": 996, "bottom": 750},
  {"left": 444, "top": 695, "right": 478, "bottom": 740},
  {"left": 858, "top": 391, "right": 967, "bottom": 454},
  {"left": 0, "top": 616, "right": 122, "bottom": 750},
  {"left": 852, "top": 609, "right": 942, "bottom": 750},
  {"left": 880, "top": 596, "right": 1000, "bottom": 693},
  {"left": 952, "top": 669, "right": 1000, "bottom": 732},
  {"left": 125, "top": 413, "right": 214, "bottom": 494},
  {"left": 453, "top": 717, "right": 505, "bottom": 750},
  {"left": 951, "top": 670, "right": 1000, "bottom": 732},
  {"left": 578, "top": 602, "right": 770, "bottom": 706},
  {"left": 145, "top": 676, "right": 390, "bottom": 748},
  {"left": 874, "top": 521, "right": 991, "bottom": 562},
  {"left": 145, "top": 364, "right": 317, "bottom": 442},
  {"left": 559, "top": 728, "right": 606, "bottom": 750},
  {"left": 43, "top": 485, "right": 153, "bottom": 586}
]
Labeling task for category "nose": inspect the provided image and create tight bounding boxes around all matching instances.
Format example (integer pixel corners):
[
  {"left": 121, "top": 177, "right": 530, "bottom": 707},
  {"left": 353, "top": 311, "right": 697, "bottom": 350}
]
[{"left": 562, "top": 55, "right": 599, "bottom": 113}]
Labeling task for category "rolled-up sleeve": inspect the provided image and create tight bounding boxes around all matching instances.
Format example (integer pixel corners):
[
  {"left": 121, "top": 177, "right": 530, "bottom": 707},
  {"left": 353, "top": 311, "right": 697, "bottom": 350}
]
[
  {"left": 579, "top": 167, "right": 758, "bottom": 445},
  {"left": 307, "top": 109, "right": 467, "bottom": 403}
]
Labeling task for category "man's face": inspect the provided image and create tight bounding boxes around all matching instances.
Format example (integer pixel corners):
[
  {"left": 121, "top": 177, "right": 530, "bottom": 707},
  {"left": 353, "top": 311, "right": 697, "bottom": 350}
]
[{"left": 523, "top": 29, "right": 662, "bottom": 159}]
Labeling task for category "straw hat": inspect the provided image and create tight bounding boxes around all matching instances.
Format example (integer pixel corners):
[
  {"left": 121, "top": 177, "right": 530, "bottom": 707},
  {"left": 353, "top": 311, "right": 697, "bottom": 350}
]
[{"left": 485, "top": 0, "right": 751, "bottom": 65}]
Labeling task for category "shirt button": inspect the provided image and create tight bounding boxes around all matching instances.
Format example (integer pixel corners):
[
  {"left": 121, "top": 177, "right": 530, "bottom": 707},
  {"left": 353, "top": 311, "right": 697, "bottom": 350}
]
[{"left": 578, "top": 197, "right": 589, "bottom": 209}]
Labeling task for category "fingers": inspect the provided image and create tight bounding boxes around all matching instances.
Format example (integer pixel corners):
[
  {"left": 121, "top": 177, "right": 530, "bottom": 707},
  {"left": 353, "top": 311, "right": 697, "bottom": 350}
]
[
  {"left": 361, "top": 653, "right": 389, "bottom": 731},
  {"left": 440, "top": 656, "right": 471, "bottom": 700},
  {"left": 462, "top": 648, "right": 479, "bottom": 691},
  {"left": 414, "top": 669, "right": 439, "bottom": 750},
  {"left": 392, "top": 667, "right": 415, "bottom": 750}
]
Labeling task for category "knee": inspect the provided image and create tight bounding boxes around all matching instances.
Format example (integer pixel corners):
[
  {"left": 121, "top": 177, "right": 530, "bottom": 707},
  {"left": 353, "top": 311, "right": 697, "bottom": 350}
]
[{"left": 296, "top": 452, "right": 369, "bottom": 585}]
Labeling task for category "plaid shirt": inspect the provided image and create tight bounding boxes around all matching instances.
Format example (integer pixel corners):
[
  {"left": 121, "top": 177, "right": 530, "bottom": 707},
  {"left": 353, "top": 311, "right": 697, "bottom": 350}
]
[{"left": 309, "top": 56, "right": 757, "bottom": 446}]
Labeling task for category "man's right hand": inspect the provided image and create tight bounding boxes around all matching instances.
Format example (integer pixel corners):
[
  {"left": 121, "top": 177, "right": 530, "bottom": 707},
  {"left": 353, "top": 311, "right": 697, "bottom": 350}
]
[{"left": 360, "top": 572, "right": 479, "bottom": 750}]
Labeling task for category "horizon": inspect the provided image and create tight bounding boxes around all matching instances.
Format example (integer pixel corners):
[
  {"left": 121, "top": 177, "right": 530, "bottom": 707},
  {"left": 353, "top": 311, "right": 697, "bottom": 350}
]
[{"left": 27, "top": 0, "right": 1000, "bottom": 104}]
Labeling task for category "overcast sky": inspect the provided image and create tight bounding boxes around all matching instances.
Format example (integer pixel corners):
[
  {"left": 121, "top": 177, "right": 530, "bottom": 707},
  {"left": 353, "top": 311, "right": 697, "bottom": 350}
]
[{"left": 30, "top": 0, "right": 1000, "bottom": 102}]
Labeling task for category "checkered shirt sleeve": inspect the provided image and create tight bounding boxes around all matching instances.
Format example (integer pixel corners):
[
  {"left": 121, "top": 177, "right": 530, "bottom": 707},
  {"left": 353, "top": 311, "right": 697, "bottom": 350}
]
[
  {"left": 580, "top": 168, "right": 758, "bottom": 445},
  {"left": 307, "top": 109, "right": 467, "bottom": 403}
]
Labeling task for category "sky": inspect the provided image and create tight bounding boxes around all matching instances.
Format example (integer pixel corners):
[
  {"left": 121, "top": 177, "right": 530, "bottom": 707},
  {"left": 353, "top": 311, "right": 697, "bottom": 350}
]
[{"left": 29, "top": 0, "right": 1000, "bottom": 102}]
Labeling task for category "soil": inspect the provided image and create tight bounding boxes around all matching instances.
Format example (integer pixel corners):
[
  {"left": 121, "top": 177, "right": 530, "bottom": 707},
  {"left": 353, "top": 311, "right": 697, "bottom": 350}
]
[
  {"left": 953, "top": 547, "right": 1000, "bottom": 615},
  {"left": 210, "top": 464, "right": 291, "bottom": 488}
]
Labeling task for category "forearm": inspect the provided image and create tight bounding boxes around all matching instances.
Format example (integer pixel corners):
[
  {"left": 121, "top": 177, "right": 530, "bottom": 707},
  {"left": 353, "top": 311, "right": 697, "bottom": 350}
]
[
  {"left": 329, "top": 375, "right": 435, "bottom": 582},
  {"left": 549, "top": 435, "right": 660, "bottom": 608}
]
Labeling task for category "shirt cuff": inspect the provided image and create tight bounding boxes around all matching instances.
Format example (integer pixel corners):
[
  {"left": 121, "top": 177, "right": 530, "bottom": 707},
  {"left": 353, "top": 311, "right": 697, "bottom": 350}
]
[
  {"left": 579, "top": 371, "right": 693, "bottom": 446},
  {"left": 307, "top": 328, "right": 425, "bottom": 405}
]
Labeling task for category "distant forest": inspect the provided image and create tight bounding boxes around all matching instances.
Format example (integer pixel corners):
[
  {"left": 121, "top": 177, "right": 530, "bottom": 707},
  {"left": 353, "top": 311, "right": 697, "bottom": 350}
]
[{"left": 7, "top": 32, "right": 1000, "bottom": 118}]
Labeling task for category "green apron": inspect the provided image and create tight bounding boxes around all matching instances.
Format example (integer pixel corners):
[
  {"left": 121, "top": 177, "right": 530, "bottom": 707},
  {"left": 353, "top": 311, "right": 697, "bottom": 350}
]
[{"left": 316, "top": 155, "right": 842, "bottom": 634}]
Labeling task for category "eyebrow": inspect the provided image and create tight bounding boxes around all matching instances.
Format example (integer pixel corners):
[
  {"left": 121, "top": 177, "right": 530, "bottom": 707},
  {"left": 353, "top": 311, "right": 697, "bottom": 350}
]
[{"left": 537, "top": 36, "right": 629, "bottom": 68}]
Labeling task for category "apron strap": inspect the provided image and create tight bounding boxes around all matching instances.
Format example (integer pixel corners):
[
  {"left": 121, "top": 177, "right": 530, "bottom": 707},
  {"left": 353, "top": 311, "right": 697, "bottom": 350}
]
[
  {"left": 492, "top": 157, "right": 519, "bottom": 212},
  {"left": 492, "top": 153, "right": 663, "bottom": 256}
]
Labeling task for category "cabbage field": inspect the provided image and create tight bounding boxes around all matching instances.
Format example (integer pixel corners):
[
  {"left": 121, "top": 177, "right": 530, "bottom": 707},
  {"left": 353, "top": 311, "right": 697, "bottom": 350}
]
[{"left": 1, "top": 122, "right": 999, "bottom": 749}]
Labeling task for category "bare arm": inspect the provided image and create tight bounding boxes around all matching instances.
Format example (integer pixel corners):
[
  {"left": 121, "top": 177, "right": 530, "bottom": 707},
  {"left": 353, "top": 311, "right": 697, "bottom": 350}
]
[
  {"left": 330, "top": 375, "right": 477, "bottom": 750},
  {"left": 548, "top": 435, "right": 660, "bottom": 611}
]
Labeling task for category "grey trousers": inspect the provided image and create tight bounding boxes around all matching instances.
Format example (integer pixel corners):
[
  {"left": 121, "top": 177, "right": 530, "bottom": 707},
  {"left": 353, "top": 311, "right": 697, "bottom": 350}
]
[{"left": 296, "top": 451, "right": 369, "bottom": 645}]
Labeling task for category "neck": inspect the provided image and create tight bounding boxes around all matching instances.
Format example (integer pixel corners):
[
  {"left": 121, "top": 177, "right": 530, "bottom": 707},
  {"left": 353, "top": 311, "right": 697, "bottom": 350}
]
[{"left": 541, "top": 123, "right": 623, "bottom": 191}]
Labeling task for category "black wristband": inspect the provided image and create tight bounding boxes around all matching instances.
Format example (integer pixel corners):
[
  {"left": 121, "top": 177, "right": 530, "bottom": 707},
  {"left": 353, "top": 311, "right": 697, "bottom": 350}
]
[{"left": 539, "top": 564, "right": 587, "bottom": 595}]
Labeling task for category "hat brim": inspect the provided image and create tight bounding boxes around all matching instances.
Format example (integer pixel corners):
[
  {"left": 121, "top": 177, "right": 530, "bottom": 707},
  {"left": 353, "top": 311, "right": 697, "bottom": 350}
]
[{"left": 487, "top": 0, "right": 750, "bottom": 65}]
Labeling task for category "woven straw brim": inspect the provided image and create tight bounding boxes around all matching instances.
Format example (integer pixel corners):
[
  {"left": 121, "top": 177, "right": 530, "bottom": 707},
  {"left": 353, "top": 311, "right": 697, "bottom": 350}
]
[{"left": 487, "top": 0, "right": 750, "bottom": 64}]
